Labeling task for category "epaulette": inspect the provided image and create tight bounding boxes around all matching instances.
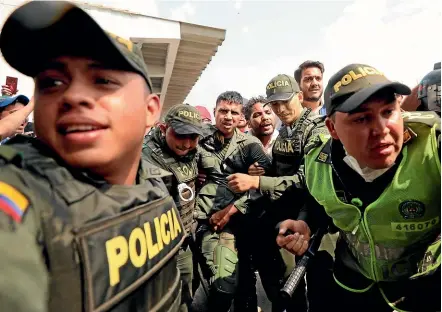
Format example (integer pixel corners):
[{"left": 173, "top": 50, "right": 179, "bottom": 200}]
[
  {"left": 307, "top": 113, "right": 326, "bottom": 124},
  {"left": 235, "top": 129, "right": 248, "bottom": 142},
  {"left": 402, "top": 111, "right": 441, "bottom": 131},
  {"left": 305, "top": 133, "right": 330, "bottom": 156},
  {"left": 0, "top": 145, "right": 23, "bottom": 167}
]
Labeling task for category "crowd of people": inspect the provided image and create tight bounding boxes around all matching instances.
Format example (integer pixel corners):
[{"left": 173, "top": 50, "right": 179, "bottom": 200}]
[{"left": 0, "top": 1, "right": 440, "bottom": 312}]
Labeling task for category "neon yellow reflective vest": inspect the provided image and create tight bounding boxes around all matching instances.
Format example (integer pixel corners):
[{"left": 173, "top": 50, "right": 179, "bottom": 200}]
[{"left": 305, "top": 116, "right": 441, "bottom": 290}]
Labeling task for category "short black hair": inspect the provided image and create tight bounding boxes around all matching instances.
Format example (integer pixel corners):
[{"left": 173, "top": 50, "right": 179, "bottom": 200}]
[
  {"left": 216, "top": 91, "right": 243, "bottom": 107},
  {"left": 243, "top": 96, "right": 267, "bottom": 120},
  {"left": 294, "top": 60, "right": 325, "bottom": 84}
]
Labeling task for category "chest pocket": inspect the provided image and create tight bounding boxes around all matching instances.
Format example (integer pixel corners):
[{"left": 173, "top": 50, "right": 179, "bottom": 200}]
[
  {"left": 200, "top": 152, "right": 217, "bottom": 169},
  {"left": 169, "top": 162, "right": 197, "bottom": 184},
  {"left": 151, "top": 149, "right": 198, "bottom": 184},
  {"left": 273, "top": 137, "right": 298, "bottom": 157}
]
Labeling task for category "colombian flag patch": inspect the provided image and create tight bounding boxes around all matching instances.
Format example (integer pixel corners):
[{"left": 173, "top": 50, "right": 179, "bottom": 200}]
[{"left": 0, "top": 181, "right": 29, "bottom": 223}]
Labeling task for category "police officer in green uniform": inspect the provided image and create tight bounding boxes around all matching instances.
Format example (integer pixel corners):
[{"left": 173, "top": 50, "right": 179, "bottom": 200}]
[
  {"left": 277, "top": 63, "right": 441, "bottom": 312},
  {"left": 228, "top": 74, "right": 334, "bottom": 312},
  {"left": 0, "top": 2, "right": 184, "bottom": 311},
  {"left": 142, "top": 104, "right": 204, "bottom": 311},
  {"left": 195, "top": 91, "right": 271, "bottom": 312},
  {"left": 417, "top": 62, "right": 441, "bottom": 115}
]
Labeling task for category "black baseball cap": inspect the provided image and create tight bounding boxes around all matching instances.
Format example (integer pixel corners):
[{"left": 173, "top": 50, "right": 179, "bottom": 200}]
[
  {"left": 265, "top": 74, "right": 300, "bottom": 104},
  {"left": 325, "top": 64, "right": 411, "bottom": 116},
  {"left": 165, "top": 104, "right": 203, "bottom": 136},
  {"left": 0, "top": 1, "right": 152, "bottom": 90}
]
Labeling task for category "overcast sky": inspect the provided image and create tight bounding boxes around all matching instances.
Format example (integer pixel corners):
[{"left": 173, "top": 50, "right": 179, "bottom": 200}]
[
  {"left": 158, "top": 0, "right": 441, "bottom": 113},
  {"left": 1, "top": 0, "right": 440, "bottom": 116}
]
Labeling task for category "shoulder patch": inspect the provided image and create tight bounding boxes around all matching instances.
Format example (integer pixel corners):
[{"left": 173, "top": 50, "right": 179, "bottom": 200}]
[
  {"left": 0, "top": 181, "right": 29, "bottom": 222},
  {"left": 142, "top": 161, "right": 172, "bottom": 179},
  {"left": 304, "top": 134, "right": 324, "bottom": 155}
]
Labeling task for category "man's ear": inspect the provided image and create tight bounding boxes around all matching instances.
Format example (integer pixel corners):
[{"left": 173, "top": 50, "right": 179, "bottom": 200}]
[
  {"left": 145, "top": 93, "right": 161, "bottom": 129},
  {"left": 297, "top": 91, "right": 304, "bottom": 103},
  {"left": 158, "top": 123, "right": 167, "bottom": 135},
  {"left": 325, "top": 116, "right": 339, "bottom": 140}
]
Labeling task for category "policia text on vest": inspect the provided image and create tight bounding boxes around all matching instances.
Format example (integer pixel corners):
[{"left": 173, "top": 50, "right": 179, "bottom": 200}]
[{"left": 105, "top": 203, "right": 183, "bottom": 287}]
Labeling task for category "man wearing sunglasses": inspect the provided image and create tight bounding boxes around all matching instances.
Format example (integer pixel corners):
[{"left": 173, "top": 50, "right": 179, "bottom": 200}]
[{"left": 142, "top": 104, "right": 204, "bottom": 312}]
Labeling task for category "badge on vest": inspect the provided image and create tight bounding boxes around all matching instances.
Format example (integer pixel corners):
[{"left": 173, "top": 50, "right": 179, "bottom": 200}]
[
  {"left": 399, "top": 200, "right": 425, "bottom": 219},
  {"left": 0, "top": 181, "right": 29, "bottom": 223}
]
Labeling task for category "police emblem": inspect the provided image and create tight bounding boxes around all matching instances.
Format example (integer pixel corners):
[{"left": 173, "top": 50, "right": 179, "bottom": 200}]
[
  {"left": 399, "top": 200, "right": 425, "bottom": 219},
  {"left": 317, "top": 152, "right": 328, "bottom": 163}
]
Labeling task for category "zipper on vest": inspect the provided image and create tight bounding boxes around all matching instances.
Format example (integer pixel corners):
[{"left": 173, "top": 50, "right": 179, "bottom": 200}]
[
  {"left": 72, "top": 227, "right": 81, "bottom": 264},
  {"left": 362, "top": 211, "right": 378, "bottom": 282}
]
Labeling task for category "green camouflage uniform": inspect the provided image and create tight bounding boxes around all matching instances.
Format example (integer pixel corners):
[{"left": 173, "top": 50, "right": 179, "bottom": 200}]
[
  {"left": 142, "top": 104, "right": 204, "bottom": 312},
  {"left": 0, "top": 2, "right": 185, "bottom": 311},
  {"left": 0, "top": 137, "right": 184, "bottom": 312},
  {"left": 252, "top": 74, "right": 335, "bottom": 312},
  {"left": 195, "top": 127, "right": 271, "bottom": 312}
]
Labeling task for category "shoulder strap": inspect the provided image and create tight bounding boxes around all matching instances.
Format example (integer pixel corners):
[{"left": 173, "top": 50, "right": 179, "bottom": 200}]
[
  {"left": 0, "top": 145, "right": 23, "bottom": 167},
  {"left": 8, "top": 142, "right": 95, "bottom": 205},
  {"left": 402, "top": 111, "right": 441, "bottom": 131}
]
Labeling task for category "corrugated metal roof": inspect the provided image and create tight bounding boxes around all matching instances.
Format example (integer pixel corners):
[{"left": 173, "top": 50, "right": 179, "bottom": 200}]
[{"left": 163, "top": 22, "right": 225, "bottom": 113}]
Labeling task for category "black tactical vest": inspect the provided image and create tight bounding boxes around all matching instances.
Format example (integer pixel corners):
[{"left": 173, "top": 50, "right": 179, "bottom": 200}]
[
  {"left": 272, "top": 108, "right": 323, "bottom": 175},
  {"left": 144, "top": 138, "right": 198, "bottom": 234},
  {"left": 0, "top": 138, "right": 184, "bottom": 312}
]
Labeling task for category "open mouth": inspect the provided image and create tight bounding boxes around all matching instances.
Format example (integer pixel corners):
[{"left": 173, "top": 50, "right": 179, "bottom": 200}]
[
  {"left": 58, "top": 124, "right": 107, "bottom": 135},
  {"left": 260, "top": 123, "right": 272, "bottom": 130},
  {"left": 371, "top": 143, "right": 394, "bottom": 155},
  {"left": 56, "top": 116, "right": 109, "bottom": 145}
]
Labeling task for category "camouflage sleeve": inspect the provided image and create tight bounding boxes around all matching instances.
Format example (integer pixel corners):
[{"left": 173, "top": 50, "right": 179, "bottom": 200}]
[
  {"left": 233, "top": 194, "right": 249, "bottom": 214},
  {"left": 259, "top": 122, "right": 326, "bottom": 200},
  {"left": 0, "top": 165, "right": 48, "bottom": 312},
  {"left": 259, "top": 163, "right": 307, "bottom": 201},
  {"left": 304, "top": 120, "right": 329, "bottom": 155}
]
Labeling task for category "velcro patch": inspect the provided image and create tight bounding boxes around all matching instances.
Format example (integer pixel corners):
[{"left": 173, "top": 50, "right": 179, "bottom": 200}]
[{"left": 0, "top": 181, "right": 29, "bottom": 222}]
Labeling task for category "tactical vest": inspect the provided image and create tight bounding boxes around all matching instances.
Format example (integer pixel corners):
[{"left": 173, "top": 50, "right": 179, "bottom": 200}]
[
  {"left": 272, "top": 108, "right": 323, "bottom": 176},
  {"left": 0, "top": 139, "right": 185, "bottom": 312},
  {"left": 305, "top": 120, "right": 441, "bottom": 288},
  {"left": 145, "top": 139, "right": 198, "bottom": 234}
]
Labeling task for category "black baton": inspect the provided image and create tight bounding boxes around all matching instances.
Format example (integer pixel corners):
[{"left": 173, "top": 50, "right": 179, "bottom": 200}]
[{"left": 279, "top": 227, "right": 326, "bottom": 300}]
